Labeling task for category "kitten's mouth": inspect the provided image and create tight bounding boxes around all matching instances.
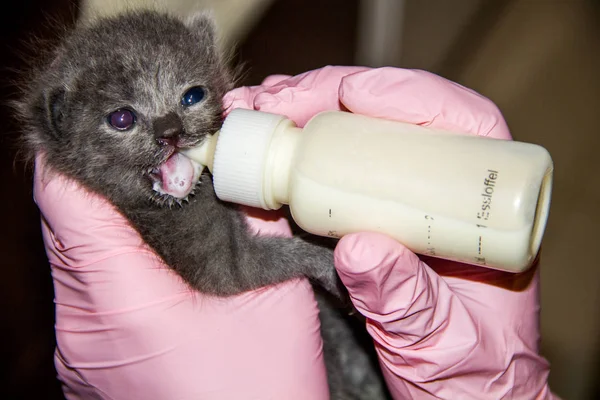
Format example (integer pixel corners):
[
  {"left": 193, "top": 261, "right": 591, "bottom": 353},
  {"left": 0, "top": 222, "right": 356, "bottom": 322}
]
[{"left": 149, "top": 152, "right": 203, "bottom": 199}]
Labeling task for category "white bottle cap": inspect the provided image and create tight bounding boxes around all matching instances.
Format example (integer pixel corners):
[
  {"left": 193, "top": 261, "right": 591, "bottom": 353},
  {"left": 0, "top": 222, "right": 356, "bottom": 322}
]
[{"left": 212, "top": 108, "right": 286, "bottom": 209}]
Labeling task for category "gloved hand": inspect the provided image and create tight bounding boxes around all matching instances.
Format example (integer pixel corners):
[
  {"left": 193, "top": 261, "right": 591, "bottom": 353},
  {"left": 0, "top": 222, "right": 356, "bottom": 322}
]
[
  {"left": 34, "top": 167, "right": 329, "bottom": 397},
  {"left": 225, "top": 65, "right": 558, "bottom": 399}
]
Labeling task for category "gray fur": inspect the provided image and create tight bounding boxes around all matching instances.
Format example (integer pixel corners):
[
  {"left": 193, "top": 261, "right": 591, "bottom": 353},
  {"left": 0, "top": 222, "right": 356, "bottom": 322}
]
[{"left": 14, "top": 10, "right": 389, "bottom": 399}]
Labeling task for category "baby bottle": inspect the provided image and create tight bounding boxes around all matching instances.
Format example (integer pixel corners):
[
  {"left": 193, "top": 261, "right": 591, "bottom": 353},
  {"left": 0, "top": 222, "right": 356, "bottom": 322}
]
[{"left": 182, "top": 108, "right": 554, "bottom": 273}]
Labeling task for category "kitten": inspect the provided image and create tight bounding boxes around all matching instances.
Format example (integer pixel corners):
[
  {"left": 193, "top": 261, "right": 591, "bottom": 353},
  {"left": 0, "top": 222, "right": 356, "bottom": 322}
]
[{"left": 15, "top": 10, "right": 388, "bottom": 399}]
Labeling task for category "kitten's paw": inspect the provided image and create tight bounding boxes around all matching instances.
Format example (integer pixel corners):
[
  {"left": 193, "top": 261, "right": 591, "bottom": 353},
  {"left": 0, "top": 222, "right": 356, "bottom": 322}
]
[{"left": 317, "top": 266, "right": 351, "bottom": 306}]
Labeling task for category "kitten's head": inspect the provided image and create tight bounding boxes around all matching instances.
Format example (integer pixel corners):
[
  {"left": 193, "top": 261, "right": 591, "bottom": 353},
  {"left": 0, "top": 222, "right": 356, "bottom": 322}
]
[{"left": 17, "top": 11, "right": 233, "bottom": 207}]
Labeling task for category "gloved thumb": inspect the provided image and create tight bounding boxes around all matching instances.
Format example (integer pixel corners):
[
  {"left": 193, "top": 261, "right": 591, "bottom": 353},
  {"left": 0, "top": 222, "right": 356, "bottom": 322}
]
[
  {"left": 333, "top": 232, "right": 478, "bottom": 377},
  {"left": 334, "top": 232, "right": 557, "bottom": 399}
]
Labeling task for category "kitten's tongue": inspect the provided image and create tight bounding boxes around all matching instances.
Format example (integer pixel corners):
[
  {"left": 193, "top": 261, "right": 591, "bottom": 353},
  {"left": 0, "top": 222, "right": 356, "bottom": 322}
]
[{"left": 157, "top": 152, "right": 195, "bottom": 198}]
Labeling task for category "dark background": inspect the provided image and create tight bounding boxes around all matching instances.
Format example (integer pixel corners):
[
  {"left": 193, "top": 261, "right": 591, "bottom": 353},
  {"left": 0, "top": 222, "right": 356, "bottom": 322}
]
[{"left": 1, "top": 1, "right": 77, "bottom": 398}]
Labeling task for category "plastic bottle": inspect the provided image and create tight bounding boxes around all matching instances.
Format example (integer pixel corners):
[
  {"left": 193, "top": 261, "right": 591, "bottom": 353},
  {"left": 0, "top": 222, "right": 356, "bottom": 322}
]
[{"left": 182, "top": 109, "right": 554, "bottom": 273}]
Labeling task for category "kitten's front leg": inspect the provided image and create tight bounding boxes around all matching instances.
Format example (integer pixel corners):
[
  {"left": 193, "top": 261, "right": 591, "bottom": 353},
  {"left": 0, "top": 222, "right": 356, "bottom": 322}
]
[
  {"left": 247, "top": 235, "right": 348, "bottom": 302},
  {"left": 192, "top": 183, "right": 347, "bottom": 300}
]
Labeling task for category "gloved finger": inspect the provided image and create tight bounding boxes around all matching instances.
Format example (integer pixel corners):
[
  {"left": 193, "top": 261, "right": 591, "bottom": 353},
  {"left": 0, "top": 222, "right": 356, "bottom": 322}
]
[
  {"left": 334, "top": 232, "right": 475, "bottom": 350},
  {"left": 241, "top": 206, "right": 294, "bottom": 237},
  {"left": 260, "top": 74, "right": 292, "bottom": 86},
  {"left": 339, "top": 67, "right": 512, "bottom": 140},
  {"left": 222, "top": 74, "right": 293, "bottom": 112},
  {"left": 223, "top": 66, "right": 370, "bottom": 126}
]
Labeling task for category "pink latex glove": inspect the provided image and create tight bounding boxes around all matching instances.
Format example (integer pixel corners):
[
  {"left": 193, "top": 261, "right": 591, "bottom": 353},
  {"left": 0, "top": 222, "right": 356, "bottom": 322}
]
[
  {"left": 34, "top": 172, "right": 328, "bottom": 397},
  {"left": 225, "top": 65, "right": 558, "bottom": 399}
]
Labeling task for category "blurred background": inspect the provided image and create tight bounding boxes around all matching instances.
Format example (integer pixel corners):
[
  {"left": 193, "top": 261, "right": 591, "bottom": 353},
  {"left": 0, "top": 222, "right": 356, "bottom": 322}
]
[{"left": 1, "top": 0, "right": 598, "bottom": 398}]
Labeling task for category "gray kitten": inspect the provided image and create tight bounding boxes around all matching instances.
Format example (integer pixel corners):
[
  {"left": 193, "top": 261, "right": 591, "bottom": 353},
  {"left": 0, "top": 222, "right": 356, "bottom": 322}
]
[{"left": 15, "top": 11, "right": 389, "bottom": 399}]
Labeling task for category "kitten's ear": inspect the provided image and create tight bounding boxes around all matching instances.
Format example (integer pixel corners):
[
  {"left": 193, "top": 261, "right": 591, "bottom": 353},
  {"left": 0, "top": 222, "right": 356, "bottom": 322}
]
[
  {"left": 41, "top": 86, "right": 67, "bottom": 138},
  {"left": 184, "top": 12, "right": 218, "bottom": 43}
]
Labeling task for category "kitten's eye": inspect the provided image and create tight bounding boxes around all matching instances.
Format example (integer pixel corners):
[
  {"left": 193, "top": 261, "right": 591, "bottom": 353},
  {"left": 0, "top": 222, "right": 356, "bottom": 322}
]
[
  {"left": 181, "top": 86, "right": 205, "bottom": 107},
  {"left": 108, "top": 108, "right": 136, "bottom": 131}
]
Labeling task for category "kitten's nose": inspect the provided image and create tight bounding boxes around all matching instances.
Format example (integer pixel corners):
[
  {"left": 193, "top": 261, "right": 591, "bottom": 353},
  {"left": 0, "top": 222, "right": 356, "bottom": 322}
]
[{"left": 153, "top": 112, "right": 183, "bottom": 146}]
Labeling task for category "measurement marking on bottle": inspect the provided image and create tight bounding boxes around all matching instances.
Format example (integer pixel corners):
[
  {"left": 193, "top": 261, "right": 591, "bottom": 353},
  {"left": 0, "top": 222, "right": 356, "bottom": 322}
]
[
  {"left": 329, "top": 209, "right": 332, "bottom": 218},
  {"left": 425, "top": 215, "right": 434, "bottom": 244},
  {"left": 425, "top": 215, "right": 435, "bottom": 255},
  {"left": 478, "top": 236, "right": 482, "bottom": 255}
]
